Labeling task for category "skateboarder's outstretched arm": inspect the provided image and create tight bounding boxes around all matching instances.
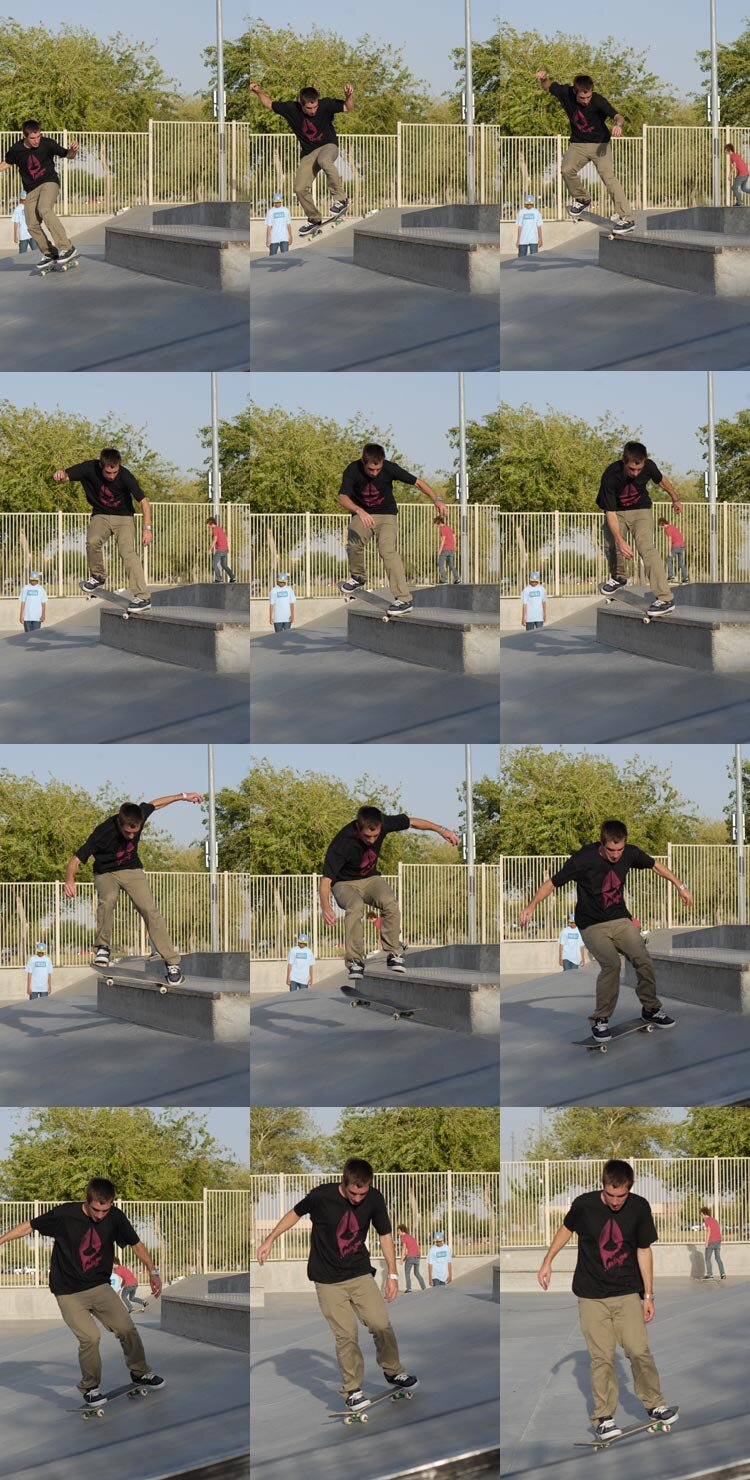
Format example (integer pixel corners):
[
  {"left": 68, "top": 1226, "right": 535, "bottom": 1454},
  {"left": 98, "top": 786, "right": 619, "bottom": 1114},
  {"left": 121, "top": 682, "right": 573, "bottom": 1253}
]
[
  {"left": 0, "top": 1219, "right": 33, "bottom": 1244},
  {"left": 342, "top": 84, "right": 355, "bottom": 113},
  {"left": 148, "top": 792, "right": 203, "bottom": 811},
  {"left": 537, "top": 1224, "right": 573, "bottom": 1288},
  {"left": 131, "top": 1239, "right": 162, "bottom": 1297},
  {"left": 378, "top": 1231, "right": 399, "bottom": 1301},
  {"left": 535, "top": 70, "right": 553, "bottom": 92},
  {"left": 407, "top": 817, "right": 460, "bottom": 846},
  {"left": 651, "top": 860, "right": 693, "bottom": 906},
  {"left": 256, "top": 1209, "right": 301, "bottom": 1264},
  {"left": 519, "top": 878, "right": 554, "bottom": 928},
  {"left": 249, "top": 83, "right": 273, "bottom": 109}
]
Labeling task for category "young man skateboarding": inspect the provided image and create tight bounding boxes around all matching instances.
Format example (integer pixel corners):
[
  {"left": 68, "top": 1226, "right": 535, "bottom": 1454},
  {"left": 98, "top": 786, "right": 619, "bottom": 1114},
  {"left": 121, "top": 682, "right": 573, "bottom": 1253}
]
[
  {"left": 64, "top": 793, "right": 203, "bottom": 988},
  {"left": 535, "top": 71, "right": 634, "bottom": 234},
  {"left": 597, "top": 441, "right": 683, "bottom": 618},
  {"left": 0, "top": 1178, "right": 163, "bottom": 1407},
  {"left": 320, "top": 807, "right": 459, "bottom": 983},
  {"left": 1, "top": 120, "right": 79, "bottom": 267},
  {"left": 537, "top": 1159, "right": 678, "bottom": 1442},
  {"left": 337, "top": 443, "right": 448, "bottom": 617},
  {"left": 53, "top": 450, "right": 153, "bottom": 615},
  {"left": 519, "top": 819, "right": 693, "bottom": 1042},
  {"left": 250, "top": 83, "right": 354, "bottom": 235},
  {"left": 256, "top": 1157, "right": 418, "bottom": 1412}
]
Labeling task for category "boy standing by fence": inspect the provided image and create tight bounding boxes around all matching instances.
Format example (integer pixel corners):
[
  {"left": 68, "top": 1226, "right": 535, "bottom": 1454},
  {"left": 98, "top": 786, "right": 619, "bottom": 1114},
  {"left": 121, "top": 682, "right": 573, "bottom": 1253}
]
[
  {"left": 207, "top": 516, "right": 236, "bottom": 583},
  {"left": 336, "top": 443, "right": 448, "bottom": 618}
]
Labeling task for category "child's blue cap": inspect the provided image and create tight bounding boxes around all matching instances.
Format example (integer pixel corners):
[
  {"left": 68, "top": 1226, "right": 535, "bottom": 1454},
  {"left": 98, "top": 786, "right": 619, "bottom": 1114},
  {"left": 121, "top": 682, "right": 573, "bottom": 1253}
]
[
  {"left": 278, "top": 572, "right": 289, "bottom": 582},
  {"left": 272, "top": 192, "right": 283, "bottom": 201},
  {"left": 524, "top": 194, "right": 535, "bottom": 204},
  {"left": 29, "top": 572, "right": 40, "bottom": 580},
  {"left": 36, "top": 941, "right": 47, "bottom": 950},
  {"left": 530, "top": 571, "right": 540, "bottom": 581},
  {"left": 434, "top": 1231, "right": 445, "bottom": 1239},
  {"left": 298, "top": 933, "right": 308, "bottom": 942}
]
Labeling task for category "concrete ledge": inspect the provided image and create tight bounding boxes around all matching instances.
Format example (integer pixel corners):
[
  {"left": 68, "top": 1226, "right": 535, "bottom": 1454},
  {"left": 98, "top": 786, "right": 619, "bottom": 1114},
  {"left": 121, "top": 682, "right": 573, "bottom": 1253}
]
[
  {"left": 97, "top": 975, "right": 249, "bottom": 1044},
  {"left": 347, "top": 589, "right": 499, "bottom": 675},
  {"left": 353, "top": 206, "right": 499, "bottom": 295},
  {"left": 351, "top": 962, "right": 499, "bottom": 1035},
  {"left": 492, "top": 1263, "right": 500, "bottom": 1303},
  {"left": 623, "top": 926, "right": 750, "bottom": 1012},
  {"left": 647, "top": 207, "right": 750, "bottom": 237},
  {"left": 597, "top": 588, "right": 750, "bottom": 673},
  {"left": 413, "top": 583, "right": 499, "bottom": 615},
  {"left": 161, "top": 1273, "right": 249, "bottom": 1351},
  {"left": 499, "top": 1244, "right": 750, "bottom": 1288},
  {"left": 255, "top": 1256, "right": 492, "bottom": 1294},
  {"left": 154, "top": 583, "right": 249, "bottom": 614},
  {"left": 105, "top": 204, "right": 250, "bottom": 293},
  {"left": 99, "top": 605, "right": 249, "bottom": 674},
  {"left": 600, "top": 219, "right": 750, "bottom": 297}
]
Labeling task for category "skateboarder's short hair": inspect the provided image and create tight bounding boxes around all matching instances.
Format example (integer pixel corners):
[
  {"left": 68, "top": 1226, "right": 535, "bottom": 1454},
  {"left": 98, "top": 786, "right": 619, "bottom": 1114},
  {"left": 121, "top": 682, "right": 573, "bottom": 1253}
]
[
  {"left": 86, "top": 1177, "right": 116, "bottom": 1203},
  {"left": 601, "top": 1159, "right": 634, "bottom": 1189},
  {"left": 600, "top": 819, "right": 628, "bottom": 843},
  {"left": 299, "top": 88, "right": 320, "bottom": 104},
  {"left": 118, "top": 802, "right": 143, "bottom": 825},
  {"left": 622, "top": 440, "right": 648, "bottom": 462},
  {"left": 22, "top": 119, "right": 42, "bottom": 134},
  {"left": 342, "top": 1158, "right": 373, "bottom": 1188},
  {"left": 572, "top": 75, "right": 594, "bottom": 92},
  {"left": 362, "top": 443, "right": 386, "bottom": 463},
  {"left": 356, "top": 806, "right": 384, "bottom": 829},
  {"left": 100, "top": 447, "right": 122, "bottom": 466}
]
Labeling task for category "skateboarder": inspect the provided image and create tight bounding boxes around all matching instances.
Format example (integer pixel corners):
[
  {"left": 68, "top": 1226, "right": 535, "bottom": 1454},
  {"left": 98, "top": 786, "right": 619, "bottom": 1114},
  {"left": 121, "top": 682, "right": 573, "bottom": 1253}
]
[
  {"left": 250, "top": 83, "right": 353, "bottom": 234},
  {"left": 207, "top": 516, "right": 236, "bottom": 583},
  {"left": 0, "top": 1178, "right": 164, "bottom": 1407},
  {"left": 337, "top": 444, "right": 448, "bottom": 618},
  {"left": 0, "top": 121, "right": 79, "bottom": 266},
  {"left": 596, "top": 441, "right": 683, "bottom": 618},
  {"left": 256, "top": 1157, "right": 418, "bottom": 1412},
  {"left": 64, "top": 793, "right": 203, "bottom": 987},
  {"left": 53, "top": 450, "right": 152, "bottom": 615},
  {"left": 319, "top": 806, "right": 459, "bottom": 983},
  {"left": 537, "top": 1159, "right": 678, "bottom": 1442},
  {"left": 535, "top": 71, "right": 635, "bottom": 234},
  {"left": 519, "top": 818, "right": 693, "bottom": 1042}
]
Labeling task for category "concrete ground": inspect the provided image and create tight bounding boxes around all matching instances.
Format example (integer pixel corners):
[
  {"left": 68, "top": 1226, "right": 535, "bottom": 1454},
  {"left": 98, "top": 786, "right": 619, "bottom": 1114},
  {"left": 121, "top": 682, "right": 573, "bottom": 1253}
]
[
  {"left": 0, "top": 981, "right": 249, "bottom": 1106},
  {"left": 501, "top": 1279, "right": 750, "bottom": 1478},
  {"left": 0, "top": 601, "right": 249, "bottom": 742},
  {"left": 500, "top": 967, "right": 750, "bottom": 1106},
  {"left": 499, "top": 606, "right": 750, "bottom": 742},
  {"left": 250, "top": 223, "right": 499, "bottom": 372},
  {"left": 0, "top": 224, "right": 248, "bottom": 371},
  {"left": 0, "top": 1306, "right": 248, "bottom": 1480},
  {"left": 250, "top": 608, "right": 499, "bottom": 743},
  {"left": 252, "top": 1267, "right": 498, "bottom": 1480},
  {"left": 500, "top": 221, "right": 750, "bottom": 371},
  {"left": 251, "top": 985, "right": 499, "bottom": 1105}
]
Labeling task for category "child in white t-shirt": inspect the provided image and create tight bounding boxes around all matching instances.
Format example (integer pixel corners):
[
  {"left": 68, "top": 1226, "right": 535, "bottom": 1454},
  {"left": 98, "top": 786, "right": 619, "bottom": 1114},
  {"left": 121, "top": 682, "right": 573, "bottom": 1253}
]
[{"left": 516, "top": 194, "right": 544, "bottom": 257}]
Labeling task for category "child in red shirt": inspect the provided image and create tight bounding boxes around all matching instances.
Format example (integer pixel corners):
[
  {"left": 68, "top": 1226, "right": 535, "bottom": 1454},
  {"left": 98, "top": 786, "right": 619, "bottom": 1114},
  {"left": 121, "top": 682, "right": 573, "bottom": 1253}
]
[
  {"left": 725, "top": 143, "right": 750, "bottom": 205},
  {"left": 700, "top": 1206, "right": 726, "bottom": 1279}
]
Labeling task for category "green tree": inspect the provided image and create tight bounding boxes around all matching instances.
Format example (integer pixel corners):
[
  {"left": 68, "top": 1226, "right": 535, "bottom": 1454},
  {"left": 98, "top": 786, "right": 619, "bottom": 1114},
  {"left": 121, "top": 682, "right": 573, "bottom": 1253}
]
[
  {"left": 0, "top": 22, "right": 181, "bottom": 131},
  {"left": 214, "top": 776, "right": 251, "bottom": 872},
  {"left": 330, "top": 1107, "right": 500, "bottom": 1171},
  {"left": 459, "top": 775, "right": 500, "bottom": 863},
  {"left": 675, "top": 1107, "right": 750, "bottom": 1156},
  {"left": 703, "top": 408, "right": 750, "bottom": 505},
  {"left": 450, "top": 25, "right": 501, "bottom": 124},
  {"left": 248, "top": 759, "right": 409, "bottom": 875},
  {"left": 696, "top": 26, "right": 750, "bottom": 126},
  {"left": 245, "top": 403, "right": 419, "bottom": 515},
  {"left": 446, "top": 406, "right": 501, "bottom": 506},
  {"left": 250, "top": 1108, "right": 330, "bottom": 1173},
  {"left": 525, "top": 1108, "right": 678, "bottom": 1160}
]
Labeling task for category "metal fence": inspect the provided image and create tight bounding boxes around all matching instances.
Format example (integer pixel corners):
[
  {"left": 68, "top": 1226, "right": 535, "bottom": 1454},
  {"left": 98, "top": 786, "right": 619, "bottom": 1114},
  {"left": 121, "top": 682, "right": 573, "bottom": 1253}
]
[
  {"left": 498, "top": 505, "right": 747, "bottom": 597},
  {"left": 249, "top": 507, "right": 500, "bottom": 598},
  {"left": 501, "top": 1159, "right": 750, "bottom": 1247},
  {"left": 500, "top": 846, "right": 744, "bottom": 941},
  {"left": 0, "top": 1190, "right": 250, "bottom": 1285},
  {"left": 0, "top": 875, "right": 251, "bottom": 967},
  {"left": 251, "top": 1172, "right": 500, "bottom": 1259},
  {"left": 250, "top": 865, "right": 502, "bottom": 960},
  {"left": 500, "top": 125, "right": 750, "bottom": 219},
  {"left": 0, "top": 506, "right": 250, "bottom": 598}
]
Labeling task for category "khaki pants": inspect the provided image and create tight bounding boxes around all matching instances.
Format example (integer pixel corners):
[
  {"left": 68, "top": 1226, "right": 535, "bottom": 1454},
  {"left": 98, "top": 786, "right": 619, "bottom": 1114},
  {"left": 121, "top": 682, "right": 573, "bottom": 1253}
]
[
  {"left": 346, "top": 513, "right": 410, "bottom": 601},
  {"left": 316, "top": 1274, "right": 401, "bottom": 1392},
  {"left": 578, "top": 1294, "right": 664, "bottom": 1420},
  {"left": 331, "top": 876, "right": 401, "bottom": 965},
  {"left": 87, "top": 515, "right": 149, "bottom": 599},
  {"left": 56, "top": 1283, "right": 148, "bottom": 1392},
  {"left": 561, "top": 142, "right": 631, "bottom": 218},
  {"left": 294, "top": 144, "right": 345, "bottom": 222},
  {"left": 95, "top": 869, "right": 179, "bottom": 966},
  {"left": 581, "top": 919, "right": 661, "bottom": 1022},
  {"left": 23, "top": 182, "right": 72, "bottom": 254},
  {"left": 603, "top": 509, "right": 672, "bottom": 602}
]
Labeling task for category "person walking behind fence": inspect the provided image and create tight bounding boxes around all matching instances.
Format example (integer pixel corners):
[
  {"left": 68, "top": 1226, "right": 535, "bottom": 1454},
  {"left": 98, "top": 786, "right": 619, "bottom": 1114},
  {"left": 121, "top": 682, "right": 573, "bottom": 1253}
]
[
  {"left": 521, "top": 572, "right": 547, "bottom": 630},
  {"left": 26, "top": 940, "right": 53, "bottom": 1000},
  {"left": 427, "top": 1233, "right": 452, "bottom": 1287},
  {"left": 256, "top": 1157, "right": 418, "bottom": 1413},
  {"left": 114, "top": 1262, "right": 149, "bottom": 1311},
  {"left": 286, "top": 933, "right": 316, "bottom": 991},
  {"left": 54, "top": 450, "right": 152, "bottom": 616},
  {"left": 250, "top": 83, "right": 353, "bottom": 235},
  {"left": 725, "top": 143, "right": 750, "bottom": 204},
  {"left": 268, "top": 572, "right": 296, "bottom": 632},
  {"left": 397, "top": 1226, "right": 426, "bottom": 1292},
  {"left": 12, "top": 191, "right": 37, "bottom": 255},
  {"left": 18, "top": 570, "right": 47, "bottom": 633},
  {"left": 64, "top": 794, "right": 203, "bottom": 989},
  {"left": 558, "top": 914, "right": 587, "bottom": 970},
  {"left": 520, "top": 818, "right": 693, "bottom": 1044},
  {"left": 265, "top": 190, "right": 293, "bottom": 254},
  {"left": 657, "top": 517, "right": 689, "bottom": 584},
  {"left": 700, "top": 1207, "right": 726, "bottom": 1280},
  {"left": 535, "top": 70, "right": 635, "bottom": 234},
  {"left": 1, "top": 121, "right": 79, "bottom": 267},
  {"left": 597, "top": 441, "right": 682, "bottom": 619},
  {"left": 207, "top": 516, "right": 236, "bottom": 583},
  {"left": 337, "top": 444, "right": 448, "bottom": 618},
  {"left": 516, "top": 193, "right": 544, "bottom": 257},
  {"left": 435, "top": 515, "right": 459, "bottom": 584}
]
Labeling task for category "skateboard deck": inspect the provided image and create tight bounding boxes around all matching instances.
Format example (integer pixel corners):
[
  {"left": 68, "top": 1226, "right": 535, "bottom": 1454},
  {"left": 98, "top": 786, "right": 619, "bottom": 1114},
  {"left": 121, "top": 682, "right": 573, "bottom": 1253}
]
[
  {"left": 569, "top": 206, "right": 635, "bottom": 239},
  {"left": 67, "top": 1381, "right": 152, "bottom": 1421},
  {"left": 348, "top": 996, "right": 419, "bottom": 1021},
  {"left": 299, "top": 207, "right": 350, "bottom": 242},
  {"left": 575, "top": 1414, "right": 677, "bottom": 1451},
  {"left": 36, "top": 255, "right": 80, "bottom": 277},
  {"left": 80, "top": 585, "right": 148, "bottom": 620},
  {"left": 93, "top": 961, "right": 171, "bottom": 995},
  {"left": 326, "top": 1388, "right": 414, "bottom": 1425},
  {"left": 573, "top": 1018, "right": 657, "bottom": 1054}
]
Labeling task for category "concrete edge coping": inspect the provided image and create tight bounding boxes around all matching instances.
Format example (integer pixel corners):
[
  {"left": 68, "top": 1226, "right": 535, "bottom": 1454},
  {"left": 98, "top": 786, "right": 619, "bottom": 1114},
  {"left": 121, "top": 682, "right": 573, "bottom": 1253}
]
[{"left": 99, "top": 608, "right": 249, "bottom": 629}]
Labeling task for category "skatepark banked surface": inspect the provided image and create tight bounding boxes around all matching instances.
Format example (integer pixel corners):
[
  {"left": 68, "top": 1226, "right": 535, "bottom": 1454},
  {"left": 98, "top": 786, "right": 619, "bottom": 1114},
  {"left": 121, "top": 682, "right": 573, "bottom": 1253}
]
[
  {"left": 501, "top": 1280, "right": 750, "bottom": 1479},
  {"left": 251, "top": 1268, "right": 498, "bottom": 1480}
]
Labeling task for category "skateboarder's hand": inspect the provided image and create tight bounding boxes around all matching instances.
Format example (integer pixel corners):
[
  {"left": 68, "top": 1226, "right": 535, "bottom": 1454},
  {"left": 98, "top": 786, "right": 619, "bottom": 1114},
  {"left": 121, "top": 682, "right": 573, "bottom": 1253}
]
[
  {"left": 677, "top": 886, "right": 693, "bottom": 906},
  {"left": 142, "top": 529, "right": 153, "bottom": 547},
  {"left": 182, "top": 792, "right": 203, "bottom": 804},
  {"left": 519, "top": 906, "right": 534, "bottom": 929},
  {"left": 256, "top": 1237, "right": 273, "bottom": 1265},
  {"left": 384, "top": 1274, "right": 399, "bottom": 1302},
  {"left": 68, "top": 140, "right": 80, "bottom": 156},
  {"left": 610, "top": 124, "right": 622, "bottom": 138},
  {"left": 617, "top": 540, "right": 634, "bottom": 560},
  {"left": 322, "top": 904, "right": 338, "bottom": 928},
  {"left": 359, "top": 511, "right": 375, "bottom": 531},
  {"left": 64, "top": 881, "right": 76, "bottom": 899},
  {"left": 642, "top": 1296, "right": 655, "bottom": 1323},
  {"left": 441, "top": 828, "right": 460, "bottom": 847},
  {"left": 249, "top": 82, "right": 262, "bottom": 94},
  {"left": 149, "top": 1271, "right": 162, "bottom": 1298},
  {"left": 537, "top": 1262, "right": 553, "bottom": 1290},
  {"left": 53, "top": 469, "right": 69, "bottom": 483},
  {"left": 535, "top": 70, "right": 549, "bottom": 83},
  {"left": 344, "top": 84, "right": 354, "bottom": 100}
]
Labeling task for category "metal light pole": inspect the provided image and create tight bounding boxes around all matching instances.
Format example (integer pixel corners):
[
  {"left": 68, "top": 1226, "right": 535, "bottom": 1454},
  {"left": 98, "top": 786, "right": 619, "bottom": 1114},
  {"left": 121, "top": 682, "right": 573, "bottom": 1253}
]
[
  {"left": 736, "top": 745, "right": 746, "bottom": 924},
  {"left": 458, "top": 374, "right": 469, "bottom": 584},
  {"left": 207, "top": 745, "right": 219, "bottom": 952},
  {"left": 465, "top": 744, "right": 477, "bottom": 944},
  {"left": 707, "top": 372, "right": 718, "bottom": 582},
  {"left": 709, "top": 0, "right": 720, "bottom": 206},
  {"left": 464, "top": 0, "right": 476, "bottom": 205},
  {"left": 215, "top": 0, "right": 227, "bottom": 200},
  {"left": 210, "top": 373, "right": 221, "bottom": 517}
]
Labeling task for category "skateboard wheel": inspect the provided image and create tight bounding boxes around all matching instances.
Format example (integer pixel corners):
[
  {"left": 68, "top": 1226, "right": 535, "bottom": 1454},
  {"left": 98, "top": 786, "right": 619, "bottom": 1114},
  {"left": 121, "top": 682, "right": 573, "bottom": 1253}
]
[
  {"left": 642, "top": 616, "right": 651, "bottom": 625},
  {"left": 392, "top": 1012, "right": 399, "bottom": 1019},
  {"left": 159, "top": 985, "right": 168, "bottom": 995},
  {"left": 599, "top": 1045, "right": 607, "bottom": 1054},
  {"left": 105, "top": 977, "right": 115, "bottom": 987},
  {"left": 645, "top": 1024, "right": 654, "bottom": 1033},
  {"left": 344, "top": 1416, "right": 354, "bottom": 1425}
]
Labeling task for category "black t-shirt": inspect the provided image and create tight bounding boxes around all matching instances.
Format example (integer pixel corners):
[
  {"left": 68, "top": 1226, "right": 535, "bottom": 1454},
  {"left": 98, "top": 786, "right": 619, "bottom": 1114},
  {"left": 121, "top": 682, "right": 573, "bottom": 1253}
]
[
  {"left": 548, "top": 83, "right": 616, "bottom": 144},
  {"left": 340, "top": 460, "right": 418, "bottom": 517},
  {"left": 294, "top": 1182, "right": 392, "bottom": 1284},
  {"left": 551, "top": 842, "right": 655, "bottom": 931},
  {"left": 4, "top": 137, "right": 70, "bottom": 193},
  {"left": 271, "top": 99, "right": 344, "bottom": 156},
  {"left": 76, "top": 802, "right": 155, "bottom": 874},
  {"left": 564, "top": 1190, "right": 658, "bottom": 1299},
  {"left": 596, "top": 458, "right": 663, "bottom": 513},
  {"left": 65, "top": 461, "right": 145, "bottom": 517},
  {"left": 322, "top": 814, "right": 410, "bottom": 883},
  {"left": 31, "top": 1201, "right": 140, "bottom": 1296}
]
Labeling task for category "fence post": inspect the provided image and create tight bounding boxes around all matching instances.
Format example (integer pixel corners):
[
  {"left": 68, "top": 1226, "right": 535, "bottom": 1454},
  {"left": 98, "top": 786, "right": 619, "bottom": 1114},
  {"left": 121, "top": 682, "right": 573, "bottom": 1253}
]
[
  {"left": 62, "top": 131, "right": 68, "bottom": 215},
  {"left": 543, "top": 1161, "right": 551, "bottom": 1246},
  {"left": 223, "top": 871, "right": 229, "bottom": 952},
  {"left": 499, "top": 856, "right": 505, "bottom": 944},
  {"left": 447, "top": 1169, "right": 453, "bottom": 1251},
  {"left": 148, "top": 120, "right": 154, "bottom": 205},
  {"left": 667, "top": 843, "right": 673, "bottom": 928},
  {"left": 305, "top": 511, "right": 311, "bottom": 598},
  {"left": 55, "top": 881, "right": 61, "bottom": 966},
  {"left": 202, "top": 1187, "right": 208, "bottom": 1273},
  {"left": 556, "top": 138, "right": 562, "bottom": 217},
  {"left": 713, "top": 1155, "right": 720, "bottom": 1218},
  {"left": 473, "top": 504, "right": 480, "bottom": 583},
  {"left": 554, "top": 511, "right": 560, "bottom": 596},
  {"left": 642, "top": 125, "right": 648, "bottom": 210},
  {"left": 34, "top": 1202, "right": 40, "bottom": 1287},
  {"left": 279, "top": 1173, "right": 286, "bottom": 1257},
  {"left": 397, "top": 122, "right": 404, "bottom": 207},
  {"left": 723, "top": 501, "right": 728, "bottom": 583},
  {"left": 312, "top": 876, "right": 319, "bottom": 956},
  {"left": 57, "top": 511, "right": 63, "bottom": 596}
]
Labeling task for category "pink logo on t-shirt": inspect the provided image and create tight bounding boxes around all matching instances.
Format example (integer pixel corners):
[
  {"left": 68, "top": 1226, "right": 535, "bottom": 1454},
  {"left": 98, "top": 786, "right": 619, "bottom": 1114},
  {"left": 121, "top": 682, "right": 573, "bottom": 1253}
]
[
  {"left": 25, "top": 153, "right": 45, "bottom": 182},
  {"left": 336, "top": 1209, "right": 364, "bottom": 1259},
  {"left": 599, "top": 1218, "right": 629, "bottom": 1271},
  {"left": 571, "top": 107, "right": 594, "bottom": 137},
  {"left": 601, "top": 868, "right": 623, "bottom": 909},
  {"left": 359, "top": 847, "right": 377, "bottom": 875},
  {"left": 79, "top": 1225, "right": 103, "bottom": 1272},
  {"left": 116, "top": 840, "right": 136, "bottom": 866},
  {"left": 301, "top": 116, "right": 323, "bottom": 144},
  {"left": 360, "top": 479, "right": 384, "bottom": 509},
  {"left": 619, "top": 480, "right": 641, "bottom": 508},
  {"left": 98, "top": 481, "right": 121, "bottom": 508}
]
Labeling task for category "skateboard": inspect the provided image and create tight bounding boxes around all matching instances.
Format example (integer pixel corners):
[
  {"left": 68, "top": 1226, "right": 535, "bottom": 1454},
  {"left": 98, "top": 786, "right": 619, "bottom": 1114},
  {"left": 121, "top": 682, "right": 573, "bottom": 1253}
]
[
  {"left": 338, "top": 580, "right": 373, "bottom": 604},
  {"left": 573, "top": 1018, "right": 658, "bottom": 1054},
  {"left": 326, "top": 1388, "right": 414, "bottom": 1425},
  {"left": 600, "top": 588, "right": 666, "bottom": 625},
  {"left": 568, "top": 206, "right": 636, "bottom": 240},
  {"left": 348, "top": 996, "right": 419, "bottom": 1021},
  {"left": 36, "top": 255, "right": 80, "bottom": 278},
  {"left": 68, "top": 1381, "right": 152, "bottom": 1421},
  {"left": 300, "top": 205, "right": 350, "bottom": 242},
  {"left": 93, "top": 960, "right": 170, "bottom": 995},
  {"left": 575, "top": 1414, "right": 677, "bottom": 1451},
  {"left": 80, "top": 584, "right": 147, "bottom": 621}
]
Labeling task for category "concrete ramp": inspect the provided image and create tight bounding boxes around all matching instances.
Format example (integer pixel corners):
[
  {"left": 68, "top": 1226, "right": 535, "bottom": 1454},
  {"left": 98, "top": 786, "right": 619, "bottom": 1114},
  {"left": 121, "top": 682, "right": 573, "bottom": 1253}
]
[
  {"left": 596, "top": 583, "right": 750, "bottom": 673},
  {"left": 105, "top": 203, "right": 250, "bottom": 293},
  {"left": 352, "top": 948, "right": 499, "bottom": 1034},
  {"left": 97, "top": 953, "right": 249, "bottom": 1044},
  {"left": 600, "top": 207, "right": 750, "bottom": 296},
  {"left": 622, "top": 926, "right": 750, "bottom": 1012},
  {"left": 99, "top": 600, "right": 249, "bottom": 674},
  {"left": 347, "top": 587, "right": 499, "bottom": 675},
  {"left": 161, "top": 1273, "right": 249, "bottom": 1352},
  {"left": 353, "top": 206, "right": 499, "bottom": 294}
]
